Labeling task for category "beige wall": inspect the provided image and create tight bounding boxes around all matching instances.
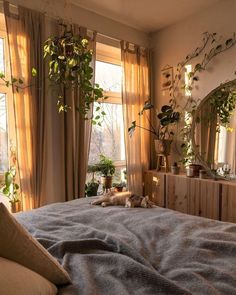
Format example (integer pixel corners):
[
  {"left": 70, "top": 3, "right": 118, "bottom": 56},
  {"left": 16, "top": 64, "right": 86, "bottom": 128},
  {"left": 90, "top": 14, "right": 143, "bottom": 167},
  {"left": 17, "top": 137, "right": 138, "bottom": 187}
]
[
  {"left": 6, "top": 0, "right": 149, "bottom": 47},
  {"left": 151, "top": 0, "right": 236, "bottom": 110}
]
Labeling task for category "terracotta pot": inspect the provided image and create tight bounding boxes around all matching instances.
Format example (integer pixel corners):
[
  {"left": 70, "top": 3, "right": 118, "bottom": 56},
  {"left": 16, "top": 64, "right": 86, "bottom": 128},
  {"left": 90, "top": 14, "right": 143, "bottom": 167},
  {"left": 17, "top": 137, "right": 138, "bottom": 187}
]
[
  {"left": 101, "top": 176, "right": 113, "bottom": 189},
  {"left": 11, "top": 201, "right": 21, "bottom": 213},
  {"left": 155, "top": 139, "right": 172, "bottom": 156}
]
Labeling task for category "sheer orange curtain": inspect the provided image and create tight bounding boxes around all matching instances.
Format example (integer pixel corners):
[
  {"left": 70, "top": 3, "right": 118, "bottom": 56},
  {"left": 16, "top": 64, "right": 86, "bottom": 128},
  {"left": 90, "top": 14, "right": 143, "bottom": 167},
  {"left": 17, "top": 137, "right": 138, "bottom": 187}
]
[
  {"left": 121, "top": 41, "right": 150, "bottom": 195},
  {"left": 4, "top": 2, "right": 45, "bottom": 210}
]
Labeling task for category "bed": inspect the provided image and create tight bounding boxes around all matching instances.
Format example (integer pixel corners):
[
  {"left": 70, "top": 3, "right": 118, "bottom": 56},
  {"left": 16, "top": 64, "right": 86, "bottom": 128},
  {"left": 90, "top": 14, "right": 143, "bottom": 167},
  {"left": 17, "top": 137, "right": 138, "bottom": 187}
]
[{"left": 14, "top": 197, "right": 236, "bottom": 295}]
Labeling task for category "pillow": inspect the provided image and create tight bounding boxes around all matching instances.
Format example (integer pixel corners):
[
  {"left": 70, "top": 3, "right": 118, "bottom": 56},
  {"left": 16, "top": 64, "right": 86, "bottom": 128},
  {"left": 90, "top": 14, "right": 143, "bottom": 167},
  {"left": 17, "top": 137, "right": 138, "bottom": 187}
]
[
  {"left": 0, "top": 257, "right": 57, "bottom": 295},
  {"left": 0, "top": 203, "right": 71, "bottom": 285}
]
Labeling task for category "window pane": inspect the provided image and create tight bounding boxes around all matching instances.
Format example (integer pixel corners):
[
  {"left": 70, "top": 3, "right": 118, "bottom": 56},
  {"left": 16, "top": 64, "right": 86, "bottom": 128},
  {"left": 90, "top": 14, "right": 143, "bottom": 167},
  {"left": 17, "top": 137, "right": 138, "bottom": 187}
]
[
  {"left": 89, "top": 102, "right": 125, "bottom": 164},
  {"left": 0, "top": 38, "right": 5, "bottom": 74},
  {"left": 0, "top": 93, "right": 8, "bottom": 172},
  {"left": 95, "top": 61, "right": 121, "bottom": 92}
]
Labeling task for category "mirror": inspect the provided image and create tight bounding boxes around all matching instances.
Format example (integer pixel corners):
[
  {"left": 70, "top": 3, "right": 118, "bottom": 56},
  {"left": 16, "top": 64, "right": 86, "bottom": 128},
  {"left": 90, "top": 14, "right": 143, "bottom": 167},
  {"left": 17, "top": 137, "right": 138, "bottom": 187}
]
[{"left": 192, "top": 79, "right": 236, "bottom": 179}]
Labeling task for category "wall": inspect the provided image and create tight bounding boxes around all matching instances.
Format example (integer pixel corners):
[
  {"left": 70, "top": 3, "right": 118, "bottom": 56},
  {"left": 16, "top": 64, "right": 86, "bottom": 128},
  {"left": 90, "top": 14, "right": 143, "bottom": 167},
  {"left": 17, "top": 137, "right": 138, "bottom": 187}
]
[
  {"left": 151, "top": 0, "right": 236, "bottom": 110},
  {"left": 4, "top": 0, "right": 149, "bottom": 47}
]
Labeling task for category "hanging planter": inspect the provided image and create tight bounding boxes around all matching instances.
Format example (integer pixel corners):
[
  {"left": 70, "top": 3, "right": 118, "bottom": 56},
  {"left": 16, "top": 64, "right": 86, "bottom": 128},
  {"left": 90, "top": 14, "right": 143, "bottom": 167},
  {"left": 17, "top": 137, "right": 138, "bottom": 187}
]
[{"left": 43, "top": 23, "right": 107, "bottom": 125}]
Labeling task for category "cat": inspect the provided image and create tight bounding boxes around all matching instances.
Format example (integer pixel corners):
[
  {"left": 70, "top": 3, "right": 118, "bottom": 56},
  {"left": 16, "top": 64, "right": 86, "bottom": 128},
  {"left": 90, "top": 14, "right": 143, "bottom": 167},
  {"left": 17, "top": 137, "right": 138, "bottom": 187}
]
[
  {"left": 91, "top": 191, "right": 131, "bottom": 207},
  {"left": 125, "top": 195, "right": 157, "bottom": 208},
  {"left": 91, "top": 191, "right": 156, "bottom": 208}
]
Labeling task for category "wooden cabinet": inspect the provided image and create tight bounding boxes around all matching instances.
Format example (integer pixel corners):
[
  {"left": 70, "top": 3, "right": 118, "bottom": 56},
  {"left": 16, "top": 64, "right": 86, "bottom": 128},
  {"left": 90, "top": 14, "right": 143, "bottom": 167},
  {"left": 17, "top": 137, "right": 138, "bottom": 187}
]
[
  {"left": 187, "top": 178, "right": 219, "bottom": 220},
  {"left": 144, "top": 170, "right": 229, "bottom": 222},
  {"left": 144, "top": 171, "right": 165, "bottom": 207},
  {"left": 221, "top": 183, "right": 236, "bottom": 223},
  {"left": 166, "top": 174, "right": 188, "bottom": 213}
]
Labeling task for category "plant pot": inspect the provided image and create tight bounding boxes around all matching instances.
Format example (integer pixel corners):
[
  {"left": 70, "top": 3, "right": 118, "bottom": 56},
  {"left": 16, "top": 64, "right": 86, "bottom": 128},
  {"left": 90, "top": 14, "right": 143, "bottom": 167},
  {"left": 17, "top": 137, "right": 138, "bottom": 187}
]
[
  {"left": 186, "top": 164, "right": 202, "bottom": 178},
  {"left": 11, "top": 201, "right": 21, "bottom": 213},
  {"left": 115, "top": 187, "right": 123, "bottom": 192},
  {"left": 86, "top": 182, "right": 99, "bottom": 197},
  {"left": 101, "top": 176, "right": 113, "bottom": 190},
  {"left": 155, "top": 139, "right": 172, "bottom": 156},
  {"left": 171, "top": 165, "right": 180, "bottom": 175}
]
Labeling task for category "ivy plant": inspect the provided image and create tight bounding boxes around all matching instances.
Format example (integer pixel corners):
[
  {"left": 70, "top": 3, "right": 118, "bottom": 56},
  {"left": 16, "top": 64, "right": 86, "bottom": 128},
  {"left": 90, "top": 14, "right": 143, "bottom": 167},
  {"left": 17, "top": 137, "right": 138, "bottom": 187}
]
[
  {"left": 44, "top": 24, "right": 107, "bottom": 125},
  {"left": 167, "top": 32, "right": 236, "bottom": 164}
]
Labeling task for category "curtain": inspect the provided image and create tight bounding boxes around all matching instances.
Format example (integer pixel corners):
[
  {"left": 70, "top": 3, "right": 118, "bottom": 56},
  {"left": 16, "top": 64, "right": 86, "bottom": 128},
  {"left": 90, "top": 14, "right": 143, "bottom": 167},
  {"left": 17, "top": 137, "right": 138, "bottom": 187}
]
[
  {"left": 40, "top": 22, "right": 96, "bottom": 204},
  {"left": 121, "top": 41, "right": 150, "bottom": 195},
  {"left": 4, "top": 2, "right": 45, "bottom": 210},
  {"left": 4, "top": 3, "right": 96, "bottom": 208}
]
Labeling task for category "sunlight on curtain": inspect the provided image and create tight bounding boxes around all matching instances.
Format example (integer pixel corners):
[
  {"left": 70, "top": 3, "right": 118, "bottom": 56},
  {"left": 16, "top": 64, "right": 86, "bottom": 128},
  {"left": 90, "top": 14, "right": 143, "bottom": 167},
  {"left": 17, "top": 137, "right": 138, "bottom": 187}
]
[{"left": 121, "top": 42, "right": 150, "bottom": 195}]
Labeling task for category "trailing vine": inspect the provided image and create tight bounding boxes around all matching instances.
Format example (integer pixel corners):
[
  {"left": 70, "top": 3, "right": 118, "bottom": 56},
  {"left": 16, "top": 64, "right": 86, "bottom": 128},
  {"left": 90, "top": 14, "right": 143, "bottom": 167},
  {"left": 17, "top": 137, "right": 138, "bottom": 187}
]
[
  {"left": 167, "top": 31, "right": 236, "bottom": 164},
  {"left": 44, "top": 24, "right": 107, "bottom": 125}
]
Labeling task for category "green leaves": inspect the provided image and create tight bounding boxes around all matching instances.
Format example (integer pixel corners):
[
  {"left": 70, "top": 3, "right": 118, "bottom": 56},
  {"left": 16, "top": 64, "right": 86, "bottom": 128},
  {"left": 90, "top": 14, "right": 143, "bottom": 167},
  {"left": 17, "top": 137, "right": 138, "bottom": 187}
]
[
  {"left": 1, "top": 166, "right": 20, "bottom": 203},
  {"left": 128, "top": 121, "right": 136, "bottom": 136},
  {"left": 43, "top": 24, "right": 107, "bottom": 124},
  {"left": 32, "top": 67, "right": 37, "bottom": 77}
]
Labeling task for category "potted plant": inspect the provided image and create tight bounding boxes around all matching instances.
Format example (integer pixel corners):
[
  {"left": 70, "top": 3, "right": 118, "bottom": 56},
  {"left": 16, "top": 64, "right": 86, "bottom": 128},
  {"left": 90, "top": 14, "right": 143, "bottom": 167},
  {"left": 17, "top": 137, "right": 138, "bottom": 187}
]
[
  {"left": 113, "top": 181, "right": 126, "bottom": 192},
  {"left": 128, "top": 101, "right": 180, "bottom": 156},
  {"left": 96, "top": 154, "right": 115, "bottom": 190},
  {"left": 1, "top": 166, "right": 20, "bottom": 213},
  {"left": 86, "top": 164, "right": 100, "bottom": 197}
]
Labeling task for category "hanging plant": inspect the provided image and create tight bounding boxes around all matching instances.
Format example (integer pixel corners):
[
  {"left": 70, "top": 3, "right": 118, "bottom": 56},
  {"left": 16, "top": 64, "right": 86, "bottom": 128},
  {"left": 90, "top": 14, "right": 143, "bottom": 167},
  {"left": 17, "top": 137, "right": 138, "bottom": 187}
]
[
  {"left": 43, "top": 24, "right": 107, "bottom": 125},
  {"left": 209, "top": 85, "right": 236, "bottom": 131}
]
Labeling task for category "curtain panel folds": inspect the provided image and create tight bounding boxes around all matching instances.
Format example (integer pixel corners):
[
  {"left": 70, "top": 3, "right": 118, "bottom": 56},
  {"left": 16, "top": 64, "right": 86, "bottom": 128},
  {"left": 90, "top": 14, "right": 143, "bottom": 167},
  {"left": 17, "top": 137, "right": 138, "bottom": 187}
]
[
  {"left": 4, "top": 2, "right": 96, "bottom": 209},
  {"left": 121, "top": 41, "right": 151, "bottom": 195}
]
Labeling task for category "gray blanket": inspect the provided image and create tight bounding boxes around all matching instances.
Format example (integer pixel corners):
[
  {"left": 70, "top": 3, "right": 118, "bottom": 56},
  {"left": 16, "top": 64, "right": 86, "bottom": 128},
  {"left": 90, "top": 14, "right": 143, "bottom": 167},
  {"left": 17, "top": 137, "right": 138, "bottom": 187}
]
[{"left": 16, "top": 197, "right": 236, "bottom": 295}]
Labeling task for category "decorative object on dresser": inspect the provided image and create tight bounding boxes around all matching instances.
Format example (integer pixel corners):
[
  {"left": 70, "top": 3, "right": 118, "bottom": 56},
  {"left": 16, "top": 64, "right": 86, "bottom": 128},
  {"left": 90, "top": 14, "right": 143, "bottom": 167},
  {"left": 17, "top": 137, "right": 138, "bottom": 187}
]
[
  {"left": 128, "top": 101, "right": 180, "bottom": 172},
  {"left": 144, "top": 170, "right": 236, "bottom": 223},
  {"left": 171, "top": 162, "right": 180, "bottom": 175}
]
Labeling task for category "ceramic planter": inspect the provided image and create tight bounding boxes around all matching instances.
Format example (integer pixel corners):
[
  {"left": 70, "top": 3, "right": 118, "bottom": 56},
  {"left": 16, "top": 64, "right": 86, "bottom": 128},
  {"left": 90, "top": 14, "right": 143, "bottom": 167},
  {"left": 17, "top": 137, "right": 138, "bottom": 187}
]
[{"left": 101, "top": 176, "right": 113, "bottom": 190}]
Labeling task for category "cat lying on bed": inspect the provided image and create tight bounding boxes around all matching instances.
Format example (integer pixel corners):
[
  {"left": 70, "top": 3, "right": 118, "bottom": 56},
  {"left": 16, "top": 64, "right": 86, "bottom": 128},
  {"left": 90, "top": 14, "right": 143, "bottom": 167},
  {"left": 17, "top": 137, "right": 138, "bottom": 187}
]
[{"left": 91, "top": 191, "right": 156, "bottom": 208}]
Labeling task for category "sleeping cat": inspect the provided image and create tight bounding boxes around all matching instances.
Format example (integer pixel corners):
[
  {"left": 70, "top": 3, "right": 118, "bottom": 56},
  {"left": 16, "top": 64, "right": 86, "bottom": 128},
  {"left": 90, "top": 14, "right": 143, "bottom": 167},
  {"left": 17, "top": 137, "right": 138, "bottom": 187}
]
[
  {"left": 91, "top": 191, "right": 156, "bottom": 208},
  {"left": 91, "top": 191, "right": 131, "bottom": 207}
]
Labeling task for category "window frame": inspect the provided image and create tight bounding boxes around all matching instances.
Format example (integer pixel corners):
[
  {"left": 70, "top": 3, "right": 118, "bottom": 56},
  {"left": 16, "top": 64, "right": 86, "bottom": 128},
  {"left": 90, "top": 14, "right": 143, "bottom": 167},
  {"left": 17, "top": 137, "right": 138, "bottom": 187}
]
[
  {"left": 93, "top": 42, "right": 126, "bottom": 172},
  {"left": 0, "top": 23, "right": 14, "bottom": 179}
]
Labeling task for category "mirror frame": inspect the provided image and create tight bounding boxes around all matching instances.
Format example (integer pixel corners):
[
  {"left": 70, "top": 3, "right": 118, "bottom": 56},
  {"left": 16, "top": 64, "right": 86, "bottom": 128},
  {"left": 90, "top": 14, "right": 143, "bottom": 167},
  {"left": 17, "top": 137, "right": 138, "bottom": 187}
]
[{"left": 191, "top": 78, "right": 236, "bottom": 179}]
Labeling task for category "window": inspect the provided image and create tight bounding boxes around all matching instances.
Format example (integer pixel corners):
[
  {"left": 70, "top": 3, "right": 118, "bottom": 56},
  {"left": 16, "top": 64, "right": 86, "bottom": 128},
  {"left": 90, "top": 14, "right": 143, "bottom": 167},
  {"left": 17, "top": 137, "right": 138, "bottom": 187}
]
[
  {"left": 88, "top": 42, "right": 126, "bottom": 183},
  {"left": 0, "top": 13, "right": 14, "bottom": 177}
]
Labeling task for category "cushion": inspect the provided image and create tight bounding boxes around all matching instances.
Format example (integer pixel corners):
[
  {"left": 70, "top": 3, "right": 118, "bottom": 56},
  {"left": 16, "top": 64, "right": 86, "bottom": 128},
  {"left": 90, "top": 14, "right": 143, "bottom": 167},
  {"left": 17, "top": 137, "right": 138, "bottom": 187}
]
[
  {"left": 0, "top": 257, "right": 57, "bottom": 295},
  {"left": 0, "top": 203, "right": 71, "bottom": 285}
]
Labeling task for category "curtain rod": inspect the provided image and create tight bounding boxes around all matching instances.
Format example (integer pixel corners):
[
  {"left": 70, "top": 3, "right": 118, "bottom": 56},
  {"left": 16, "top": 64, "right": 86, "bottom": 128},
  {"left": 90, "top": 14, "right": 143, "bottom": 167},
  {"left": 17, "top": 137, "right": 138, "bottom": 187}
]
[{"left": 0, "top": 0, "right": 146, "bottom": 48}]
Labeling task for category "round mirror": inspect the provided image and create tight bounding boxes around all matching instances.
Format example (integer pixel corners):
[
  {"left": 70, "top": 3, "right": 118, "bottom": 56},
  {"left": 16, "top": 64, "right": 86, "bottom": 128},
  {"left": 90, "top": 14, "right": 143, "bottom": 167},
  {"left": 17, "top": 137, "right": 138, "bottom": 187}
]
[{"left": 191, "top": 79, "right": 236, "bottom": 179}]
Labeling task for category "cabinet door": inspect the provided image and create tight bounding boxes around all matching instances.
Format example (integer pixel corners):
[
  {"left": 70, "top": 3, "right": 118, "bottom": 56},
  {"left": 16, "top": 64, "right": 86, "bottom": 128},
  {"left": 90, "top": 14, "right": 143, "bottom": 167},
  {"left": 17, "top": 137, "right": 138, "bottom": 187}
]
[
  {"left": 166, "top": 175, "right": 188, "bottom": 213},
  {"left": 221, "top": 184, "right": 236, "bottom": 223},
  {"left": 144, "top": 171, "right": 165, "bottom": 207},
  {"left": 187, "top": 178, "right": 219, "bottom": 220}
]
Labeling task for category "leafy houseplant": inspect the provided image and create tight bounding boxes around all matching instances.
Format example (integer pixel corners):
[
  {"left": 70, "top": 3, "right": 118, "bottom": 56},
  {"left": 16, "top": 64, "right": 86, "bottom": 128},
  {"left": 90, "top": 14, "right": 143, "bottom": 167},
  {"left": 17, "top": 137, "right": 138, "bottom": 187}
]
[
  {"left": 1, "top": 167, "right": 20, "bottom": 207},
  {"left": 128, "top": 101, "right": 180, "bottom": 155},
  {"left": 0, "top": 143, "right": 20, "bottom": 212},
  {"left": 86, "top": 164, "right": 100, "bottom": 197},
  {"left": 43, "top": 23, "right": 107, "bottom": 125},
  {"left": 96, "top": 154, "right": 115, "bottom": 190},
  {"left": 113, "top": 181, "right": 126, "bottom": 192}
]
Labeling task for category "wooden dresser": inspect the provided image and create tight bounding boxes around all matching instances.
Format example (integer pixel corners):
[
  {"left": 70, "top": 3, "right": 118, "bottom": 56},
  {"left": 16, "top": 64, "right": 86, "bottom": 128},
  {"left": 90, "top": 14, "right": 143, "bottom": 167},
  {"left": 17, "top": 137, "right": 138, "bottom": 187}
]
[{"left": 144, "top": 170, "right": 236, "bottom": 223}]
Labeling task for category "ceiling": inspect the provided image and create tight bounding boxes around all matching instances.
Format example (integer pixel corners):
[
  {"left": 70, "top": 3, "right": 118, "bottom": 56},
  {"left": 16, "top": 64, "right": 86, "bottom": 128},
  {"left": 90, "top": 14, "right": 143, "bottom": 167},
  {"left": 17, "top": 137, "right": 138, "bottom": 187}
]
[{"left": 71, "top": 0, "right": 221, "bottom": 33}]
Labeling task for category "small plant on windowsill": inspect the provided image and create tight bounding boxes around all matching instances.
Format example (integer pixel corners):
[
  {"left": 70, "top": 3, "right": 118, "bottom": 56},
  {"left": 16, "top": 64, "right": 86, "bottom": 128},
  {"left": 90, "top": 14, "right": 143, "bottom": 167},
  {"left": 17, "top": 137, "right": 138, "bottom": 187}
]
[
  {"left": 113, "top": 181, "right": 126, "bottom": 192},
  {"left": 128, "top": 101, "right": 180, "bottom": 156},
  {"left": 86, "top": 164, "right": 100, "bottom": 197},
  {"left": 95, "top": 154, "right": 115, "bottom": 191},
  {"left": 0, "top": 144, "right": 21, "bottom": 213}
]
